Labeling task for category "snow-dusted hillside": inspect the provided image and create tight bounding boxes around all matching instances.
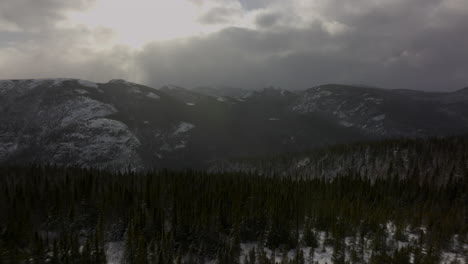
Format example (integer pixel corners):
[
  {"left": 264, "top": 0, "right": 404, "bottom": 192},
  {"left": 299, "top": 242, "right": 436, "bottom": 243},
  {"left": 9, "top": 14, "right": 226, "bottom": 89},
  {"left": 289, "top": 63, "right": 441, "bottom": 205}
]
[
  {"left": 0, "top": 79, "right": 195, "bottom": 169},
  {"left": 291, "top": 84, "right": 468, "bottom": 137},
  {"left": 2, "top": 79, "right": 468, "bottom": 169}
]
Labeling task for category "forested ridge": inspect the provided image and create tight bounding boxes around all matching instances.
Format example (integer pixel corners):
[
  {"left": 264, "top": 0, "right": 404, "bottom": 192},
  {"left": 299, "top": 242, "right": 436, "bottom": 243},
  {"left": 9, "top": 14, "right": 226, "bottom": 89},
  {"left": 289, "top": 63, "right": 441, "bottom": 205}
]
[
  {"left": 0, "top": 136, "right": 467, "bottom": 263},
  {"left": 211, "top": 135, "right": 468, "bottom": 185}
]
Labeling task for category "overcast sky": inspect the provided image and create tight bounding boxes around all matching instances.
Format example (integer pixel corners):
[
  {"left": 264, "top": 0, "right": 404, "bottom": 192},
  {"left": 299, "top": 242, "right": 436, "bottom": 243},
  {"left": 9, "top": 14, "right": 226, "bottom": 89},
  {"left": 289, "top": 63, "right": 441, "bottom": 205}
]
[{"left": 0, "top": 0, "right": 467, "bottom": 91}]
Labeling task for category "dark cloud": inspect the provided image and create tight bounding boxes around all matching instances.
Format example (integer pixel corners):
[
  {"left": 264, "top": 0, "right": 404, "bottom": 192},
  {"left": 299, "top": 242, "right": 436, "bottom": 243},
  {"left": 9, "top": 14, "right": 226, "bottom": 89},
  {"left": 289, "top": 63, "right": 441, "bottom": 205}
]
[
  {"left": 237, "top": 0, "right": 271, "bottom": 11},
  {"left": 198, "top": 6, "right": 242, "bottom": 25},
  {"left": 0, "top": 0, "right": 467, "bottom": 91},
  {"left": 136, "top": 0, "right": 468, "bottom": 91},
  {"left": 255, "top": 12, "right": 283, "bottom": 28},
  {"left": 0, "top": 0, "right": 95, "bottom": 31}
]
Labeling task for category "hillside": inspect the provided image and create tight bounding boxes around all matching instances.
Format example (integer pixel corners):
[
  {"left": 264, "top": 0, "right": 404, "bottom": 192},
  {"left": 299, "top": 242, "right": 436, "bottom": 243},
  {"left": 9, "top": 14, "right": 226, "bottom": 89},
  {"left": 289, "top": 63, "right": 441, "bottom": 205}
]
[{"left": 2, "top": 79, "right": 468, "bottom": 170}]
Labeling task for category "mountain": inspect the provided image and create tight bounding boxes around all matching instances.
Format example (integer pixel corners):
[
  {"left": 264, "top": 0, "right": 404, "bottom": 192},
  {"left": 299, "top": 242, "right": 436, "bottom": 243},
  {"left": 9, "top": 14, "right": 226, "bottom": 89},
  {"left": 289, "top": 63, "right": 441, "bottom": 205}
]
[
  {"left": 192, "top": 85, "right": 253, "bottom": 98},
  {"left": 1, "top": 79, "right": 468, "bottom": 169},
  {"left": 292, "top": 84, "right": 468, "bottom": 136}
]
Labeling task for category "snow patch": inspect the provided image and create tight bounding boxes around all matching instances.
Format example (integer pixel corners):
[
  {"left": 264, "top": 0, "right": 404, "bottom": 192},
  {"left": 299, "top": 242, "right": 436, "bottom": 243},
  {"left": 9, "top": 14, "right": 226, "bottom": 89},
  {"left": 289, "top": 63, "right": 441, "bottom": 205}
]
[
  {"left": 1, "top": 79, "right": 78, "bottom": 96},
  {"left": 20, "top": 79, "right": 70, "bottom": 90},
  {"left": 217, "top": 97, "right": 226, "bottom": 102},
  {"left": 340, "top": 121, "right": 354, "bottom": 127},
  {"left": 86, "top": 118, "right": 128, "bottom": 131},
  {"left": 268, "top": 118, "right": 280, "bottom": 121},
  {"left": 146, "top": 92, "right": 160, "bottom": 99},
  {"left": 364, "top": 97, "right": 383, "bottom": 104},
  {"left": 312, "top": 90, "right": 332, "bottom": 99},
  {"left": 175, "top": 141, "right": 187, "bottom": 149},
  {"left": 74, "top": 89, "right": 89, "bottom": 95},
  {"left": 296, "top": 157, "right": 310, "bottom": 168},
  {"left": 60, "top": 97, "right": 117, "bottom": 127},
  {"left": 372, "top": 114, "right": 386, "bottom": 121},
  {"left": 173, "top": 122, "right": 195, "bottom": 135},
  {"left": 186, "top": 102, "right": 196, "bottom": 106},
  {"left": 105, "top": 242, "right": 124, "bottom": 264}
]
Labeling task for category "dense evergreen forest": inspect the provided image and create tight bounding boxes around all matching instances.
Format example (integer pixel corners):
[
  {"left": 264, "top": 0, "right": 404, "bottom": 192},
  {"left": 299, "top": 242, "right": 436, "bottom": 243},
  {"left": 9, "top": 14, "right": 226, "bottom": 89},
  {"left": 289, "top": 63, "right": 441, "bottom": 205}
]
[
  {"left": 211, "top": 135, "right": 468, "bottom": 185},
  {"left": 0, "top": 136, "right": 467, "bottom": 263}
]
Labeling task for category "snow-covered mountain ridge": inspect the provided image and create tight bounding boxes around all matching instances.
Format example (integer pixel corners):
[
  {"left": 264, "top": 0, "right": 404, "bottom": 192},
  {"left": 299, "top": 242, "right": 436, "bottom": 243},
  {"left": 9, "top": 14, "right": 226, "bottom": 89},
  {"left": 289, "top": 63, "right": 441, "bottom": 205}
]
[{"left": 2, "top": 79, "right": 468, "bottom": 169}]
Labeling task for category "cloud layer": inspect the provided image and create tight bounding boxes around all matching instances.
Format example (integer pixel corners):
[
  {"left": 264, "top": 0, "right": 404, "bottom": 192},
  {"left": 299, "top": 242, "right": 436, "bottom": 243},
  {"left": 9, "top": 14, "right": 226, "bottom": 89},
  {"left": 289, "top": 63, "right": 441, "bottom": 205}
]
[{"left": 0, "top": 0, "right": 467, "bottom": 91}]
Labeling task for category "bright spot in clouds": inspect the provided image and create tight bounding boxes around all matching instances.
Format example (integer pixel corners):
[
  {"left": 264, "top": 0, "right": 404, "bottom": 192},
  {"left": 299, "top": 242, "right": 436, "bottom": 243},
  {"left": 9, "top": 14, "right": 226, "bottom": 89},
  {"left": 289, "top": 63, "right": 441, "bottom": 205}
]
[{"left": 66, "top": 0, "right": 251, "bottom": 48}]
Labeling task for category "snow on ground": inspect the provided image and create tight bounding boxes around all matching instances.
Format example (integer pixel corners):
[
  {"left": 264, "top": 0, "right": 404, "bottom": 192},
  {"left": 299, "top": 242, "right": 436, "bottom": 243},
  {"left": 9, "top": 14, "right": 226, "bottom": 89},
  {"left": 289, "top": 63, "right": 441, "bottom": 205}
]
[
  {"left": 75, "top": 89, "right": 89, "bottom": 95},
  {"left": 372, "top": 114, "right": 386, "bottom": 121},
  {"left": 186, "top": 102, "right": 196, "bottom": 106},
  {"left": 99, "top": 224, "right": 467, "bottom": 264},
  {"left": 217, "top": 97, "right": 227, "bottom": 102},
  {"left": 2, "top": 79, "right": 100, "bottom": 97},
  {"left": 239, "top": 242, "right": 333, "bottom": 264},
  {"left": 26, "top": 78, "right": 72, "bottom": 89},
  {"left": 60, "top": 97, "right": 117, "bottom": 127},
  {"left": 364, "top": 97, "right": 383, "bottom": 104},
  {"left": 237, "top": 225, "right": 467, "bottom": 264},
  {"left": 173, "top": 122, "right": 195, "bottom": 135},
  {"left": 78, "top": 79, "right": 99, "bottom": 89},
  {"left": 146, "top": 92, "right": 160, "bottom": 99},
  {"left": 311, "top": 90, "right": 332, "bottom": 99},
  {"left": 52, "top": 116, "right": 142, "bottom": 168},
  {"left": 268, "top": 118, "right": 280, "bottom": 121},
  {"left": 296, "top": 157, "right": 310, "bottom": 168},
  {"left": 175, "top": 141, "right": 187, "bottom": 149},
  {"left": 4, "top": 79, "right": 82, "bottom": 97},
  {"left": 87, "top": 118, "right": 128, "bottom": 132},
  {"left": 105, "top": 242, "right": 124, "bottom": 264}
]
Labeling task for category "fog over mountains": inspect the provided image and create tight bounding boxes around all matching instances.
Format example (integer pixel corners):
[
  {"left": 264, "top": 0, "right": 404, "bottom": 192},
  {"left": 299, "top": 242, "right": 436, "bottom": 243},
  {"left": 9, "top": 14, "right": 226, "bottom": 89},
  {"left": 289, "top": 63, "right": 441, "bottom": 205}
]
[{"left": 1, "top": 78, "right": 468, "bottom": 170}]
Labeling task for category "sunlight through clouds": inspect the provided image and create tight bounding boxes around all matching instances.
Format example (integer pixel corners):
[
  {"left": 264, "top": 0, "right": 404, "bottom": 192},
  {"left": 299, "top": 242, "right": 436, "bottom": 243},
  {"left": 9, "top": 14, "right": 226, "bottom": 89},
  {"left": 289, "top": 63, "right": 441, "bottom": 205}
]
[{"left": 66, "top": 0, "right": 252, "bottom": 48}]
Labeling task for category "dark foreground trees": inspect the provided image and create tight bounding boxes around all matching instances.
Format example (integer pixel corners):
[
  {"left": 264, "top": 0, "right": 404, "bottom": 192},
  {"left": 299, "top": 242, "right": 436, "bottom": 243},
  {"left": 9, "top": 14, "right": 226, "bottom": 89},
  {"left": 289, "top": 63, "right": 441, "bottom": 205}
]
[{"left": 0, "top": 164, "right": 466, "bottom": 263}]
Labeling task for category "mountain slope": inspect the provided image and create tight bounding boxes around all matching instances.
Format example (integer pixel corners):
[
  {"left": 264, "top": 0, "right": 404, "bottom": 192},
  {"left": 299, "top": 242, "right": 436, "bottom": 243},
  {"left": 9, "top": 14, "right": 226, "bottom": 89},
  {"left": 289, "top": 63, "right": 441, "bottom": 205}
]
[
  {"left": 1, "top": 79, "right": 468, "bottom": 169},
  {"left": 0, "top": 79, "right": 367, "bottom": 169},
  {"left": 292, "top": 84, "right": 468, "bottom": 136}
]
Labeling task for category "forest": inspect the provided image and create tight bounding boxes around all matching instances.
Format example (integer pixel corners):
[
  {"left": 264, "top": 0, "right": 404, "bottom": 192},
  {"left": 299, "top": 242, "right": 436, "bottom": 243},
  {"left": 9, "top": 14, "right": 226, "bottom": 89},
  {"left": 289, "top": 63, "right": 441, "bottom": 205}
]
[{"left": 0, "top": 136, "right": 467, "bottom": 263}]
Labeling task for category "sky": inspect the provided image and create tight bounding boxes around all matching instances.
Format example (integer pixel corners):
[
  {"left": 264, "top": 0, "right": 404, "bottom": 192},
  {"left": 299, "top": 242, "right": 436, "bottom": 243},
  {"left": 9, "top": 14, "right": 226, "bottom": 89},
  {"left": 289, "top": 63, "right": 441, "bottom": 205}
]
[{"left": 0, "top": 0, "right": 467, "bottom": 91}]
